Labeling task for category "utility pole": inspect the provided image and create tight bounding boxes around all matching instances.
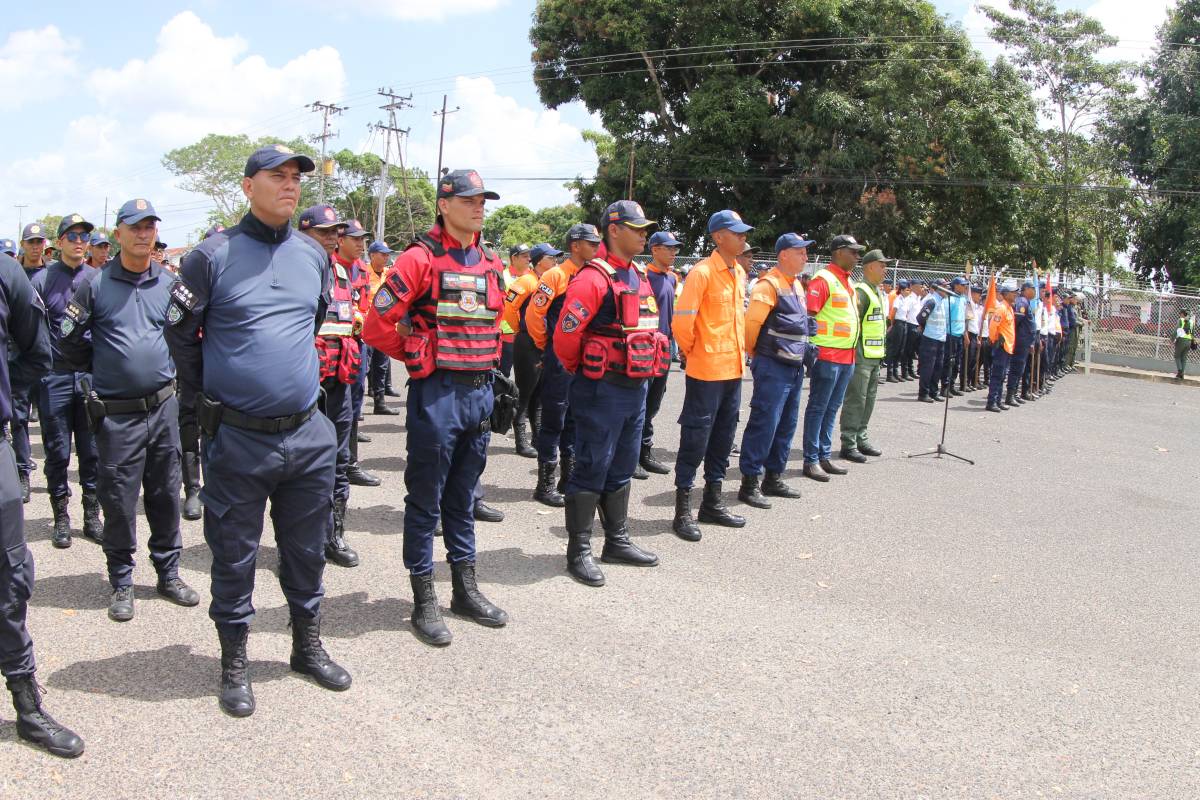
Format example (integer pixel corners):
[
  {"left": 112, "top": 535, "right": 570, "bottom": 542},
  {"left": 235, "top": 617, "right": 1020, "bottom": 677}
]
[
  {"left": 626, "top": 142, "right": 636, "bottom": 200},
  {"left": 307, "top": 100, "right": 348, "bottom": 204},
  {"left": 433, "top": 94, "right": 460, "bottom": 180},
  {"left": 374, "top": 87, "right": 414, "bottom": 240},
  {"left": 13, "top": 204, "right": 28, "bottom": 236}
]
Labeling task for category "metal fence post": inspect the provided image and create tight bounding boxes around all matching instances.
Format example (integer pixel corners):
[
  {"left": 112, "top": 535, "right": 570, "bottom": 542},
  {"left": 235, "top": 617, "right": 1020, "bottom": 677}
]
[
  {"left": 1154, "top": 295, "right": 1163, "bottom": 361},
  {"left": 1084, "top": 318, "right": 1091, "bottom": 375}
]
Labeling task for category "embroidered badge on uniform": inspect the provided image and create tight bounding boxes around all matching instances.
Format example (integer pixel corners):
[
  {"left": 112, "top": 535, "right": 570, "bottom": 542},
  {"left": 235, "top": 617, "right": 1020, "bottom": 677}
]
[
  {"left": 60, "top": 319, "right": 74, "bottom": 337},
  {"left": 166, "top": 304, "right": 184, "bottom": 326},
  {"left": 170, "top": 282, "right": 198, "bottom": 311},
  {"left": 566, "top": 299, "right": 590, "bottom": 321},
  {"left": 459, "top": 291, "right": 479, "bottom": 312},
  {"left": 505, "top": 288, "right": 518, "bottom": 304},
  {"left": 374, "top": 286, "right": 396, "bottom": 314},
  {"left": 561, "top": 312, "right": 580, "bottom": 333},
  {"left": 645, "top": 296, "right": 657, "bottom": 314},
  {"left": 532, "top": 292, "right": 550, "bottom": 308}
]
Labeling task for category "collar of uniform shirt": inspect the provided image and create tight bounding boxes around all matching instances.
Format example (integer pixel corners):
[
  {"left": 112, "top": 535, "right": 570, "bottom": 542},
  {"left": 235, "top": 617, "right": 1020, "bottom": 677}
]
[
  {"left": 647, "top": 260, "right": 671, "bottom": 274},
  {"left": 111, "top": 258, "right": 159, "bottom": 284},
  {"left": 242, "top": 211, "right": 292, "bottom": 244},
  {"left": 605, "top": 251, "right": 633, "bottom": 269}
]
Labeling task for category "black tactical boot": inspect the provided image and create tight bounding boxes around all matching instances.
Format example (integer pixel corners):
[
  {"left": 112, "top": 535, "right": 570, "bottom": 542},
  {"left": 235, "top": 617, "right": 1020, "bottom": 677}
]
[
  {"left": 449, "top": 562, "right": 508, "bottom": 627},
  {"left": 737, "top": 474, "right": 771, "bottom": 509},
  {"left": 50, "top": 495, "right": 71, "bottom": 549},
  {"left": 1006, "top": 388, "right": 1020, "bottom": 407},
  {"left": 598, "top": 484, "right": 658, "bottom": 567},
  {"left": 409, "top": 572, "right": 452, "bottom": 646},
  {"left": 326, "top": 497, "right": 359, "bottom": 568},
  {"left": 513, "top": 415, "right": 536, "bottom": 458},
  {"left": 986, "top": 401, "right": 1002, "bottom": 412},
  {"left": 19, "top": 472, "right": 29, "bottom": 504},
  {"left": 156, "top": 576, "right": 200, "bottom": 606},
  {"left": 216, "top": 624, "right": 254, "bottom": 717},
  {"left": 7, "top": 677, "right": 84, "bottom": 758},
  {"left": 762, "top": 472, "right": 802, "bottom": 498},
  {"left": 107, "top": 586, "right": 134, "bottom": 622},
  {"left": 697, "top": 481, "right": 745, "bottom": 528},
  {"left": 639, "top": 444, "right": 670, "bottom": 475},
  {"left": 373, "top": 393, "right": 399, "bottom": 415},
  {"left": 556, "top": 455, "right": 575, "bottom": 496},
  {"left": 81, "top": 490, "right": 103, "bottom": 544},
  {"left": 564, "top": 491, "right": 604, "bottom": 586},
  {"left": 803, "top": 462, "right": 830, "bottom": 482},
  {"left": 672, "top": 487, "right": 702, "bottom": 542},
  {"left": 289, "top": 614, "right": 351, "bottom": 691},
  {"left": 181, "top": 451, "right": 202, "bottom": 521},
  {"left": 533, "top": 461, "right": 564, "bottom": 507},
  {"left": 886, "top": 365, "right": 899, "bottom": 383}
]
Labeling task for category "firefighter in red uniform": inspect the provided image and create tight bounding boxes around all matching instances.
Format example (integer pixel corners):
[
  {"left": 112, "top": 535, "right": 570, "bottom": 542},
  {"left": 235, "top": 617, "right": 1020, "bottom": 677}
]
[
  {"left": 552, "top": 202, "right": 666, "bottom": 586},
  {"left": 362, "top": 169, "right": 507, "bottom": 646}
]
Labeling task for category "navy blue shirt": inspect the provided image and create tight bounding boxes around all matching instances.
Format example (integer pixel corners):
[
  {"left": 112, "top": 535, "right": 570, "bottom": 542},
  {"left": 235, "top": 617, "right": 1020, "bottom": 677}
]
[
  {"left": 1014, "top": 296, "right": 1036, "bottom": 345},
  {"left": 165, "top": 212, "right": 330, "bottom": 418},
  {"left": 0, "top": 254, "right": 51, "bottom": 425},
  {"left": 59, "top": 258, "right": 177, "bottom": 399},
  {"left": 646, "top": 266, "right": 676, "bottom": 339},
  {"left": 30, "top": 260, "right": 99, "bottom": 373}
]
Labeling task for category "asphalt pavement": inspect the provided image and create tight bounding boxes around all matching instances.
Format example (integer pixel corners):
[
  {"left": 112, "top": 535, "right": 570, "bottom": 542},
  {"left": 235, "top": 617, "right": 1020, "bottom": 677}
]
[{"left": 2, "top": 367, "right": 1198, "bottom": 799}]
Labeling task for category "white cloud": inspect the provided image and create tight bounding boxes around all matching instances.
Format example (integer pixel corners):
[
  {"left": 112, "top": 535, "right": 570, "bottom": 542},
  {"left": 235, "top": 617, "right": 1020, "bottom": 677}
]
[
  {"left": 0, "top": 26, "right": 80, "bottom": 108},
  {"left": 320, "top": 0, "right": 507, "bottom": 21},
  {"left": 0, "top": 12, "right": 348, "bottom": 242},
  {"left": 404, "top": 76, "right": 599, "bottom": 209}
]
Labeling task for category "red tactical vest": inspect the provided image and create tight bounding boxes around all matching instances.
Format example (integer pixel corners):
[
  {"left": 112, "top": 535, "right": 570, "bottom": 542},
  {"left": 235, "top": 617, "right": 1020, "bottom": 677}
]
[
  {"left": 315, "top": 262, "right": 361, "bottom": 384},
  {"left": 402, "top": 231, "right": 503, "bottom": 379},
  {"left": 579, "top": 259, "right": 670, "bottom": 381}
]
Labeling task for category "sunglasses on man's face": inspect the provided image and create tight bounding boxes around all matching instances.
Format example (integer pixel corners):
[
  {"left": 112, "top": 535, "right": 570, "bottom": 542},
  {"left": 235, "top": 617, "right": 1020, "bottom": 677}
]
[{"left": 62, "top": 231, "right": 90, "bottom": 243}]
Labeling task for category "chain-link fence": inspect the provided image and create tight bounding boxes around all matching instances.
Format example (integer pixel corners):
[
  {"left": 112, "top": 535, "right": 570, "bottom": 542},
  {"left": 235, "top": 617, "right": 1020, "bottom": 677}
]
[{"left": 637, "top": 254, "right": 1200, "bottom": 374}]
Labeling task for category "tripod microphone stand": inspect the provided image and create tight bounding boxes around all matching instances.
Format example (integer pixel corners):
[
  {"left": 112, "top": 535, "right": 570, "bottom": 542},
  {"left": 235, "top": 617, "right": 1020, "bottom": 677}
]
[{"left": 907, "top": 375, "right": 974, "bottom": 465}]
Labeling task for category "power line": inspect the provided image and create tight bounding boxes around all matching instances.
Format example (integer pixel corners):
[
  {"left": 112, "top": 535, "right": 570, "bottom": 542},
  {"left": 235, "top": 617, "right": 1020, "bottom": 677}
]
[
  {"left": 373, "top": 87, "right": 414, "bottom": 240},
  {"left": 307, "top": 100, "right": 348, "bottom": 203}
]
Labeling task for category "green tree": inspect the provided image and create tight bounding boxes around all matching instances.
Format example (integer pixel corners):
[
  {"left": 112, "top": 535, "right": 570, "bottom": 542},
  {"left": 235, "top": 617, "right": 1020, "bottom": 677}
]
[
  {"left": 483, "top": 202, "right": 583, "bottom": 250},
  {"left": 1109, "top": 0, "right": 1200, "bottom": 285},
  {"left": 532, "top": 0, "right": 1043, "bottom": 265},
  {"left": 325, "top": 148, "right": 436, "bottom": 247},
  {"left": 982, "top": 0, "right": 1134, "bottom": 273}
]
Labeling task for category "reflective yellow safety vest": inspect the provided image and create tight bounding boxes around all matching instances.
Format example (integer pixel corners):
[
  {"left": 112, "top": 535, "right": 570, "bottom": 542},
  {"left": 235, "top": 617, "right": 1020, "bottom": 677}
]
[
  {"left": 811, "top": 268, "right": 858, "bottom": 349},
  {"left": 853, "top": 281, "right": 886, "bottom": 359}
]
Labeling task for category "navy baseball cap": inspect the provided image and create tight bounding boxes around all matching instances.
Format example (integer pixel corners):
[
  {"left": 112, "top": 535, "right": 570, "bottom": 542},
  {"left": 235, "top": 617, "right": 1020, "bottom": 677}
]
[
  {"left": 931, "top": 278, "right": 951, "bottom": 291},
  {"left": 950, "top": 276, "right": 968, "bottom": 287},
  {"left": 437, "top": 169, "right": 499, "bottom": 200},
  {"left": 154, "top": 240, "right": 167, "bottom": 250},
  {"left": 530, "top": 243, "right": 562, "bottom": 263},
  {"left": 1020, "top": 280, "right": 1035, "bottom": 290},
  {"left": 509, "top": 243, "right": 532, "bottom": 258},
  {"left": 116, "top": 198, "right": 161, "bottom": 226},
  {"left": 298, "top": 205, "right": 343, "bottom": 230},
  {"left": 970, "top": 284, "right": 983, "bottom": 293},
  {"left": 775, "top": 232, "right": 814, "bottom": 253},
  {"left": 89, "top": 233, "right": 112, "bottom": 246},
  {"left": 648, "top": 231, "right": 681, "bottom": 247},
  {"left": 203, "top": 224, "right": 226, "bottom": 240},
  {"left": 0, "top": 239, "right": 15, "bottom": 256},
  {"left": 829, "top": 234, "right": 865, "bottom": 253},
  {"left": 368, "top": 240, "right": 393, "bottom": 255},
  {"left": 566, "top": 223, "right": 602, "bottom": 243},
  {"left": 57, "top": 213, "right": 94, "bottom": 238},
  {"left": 602, "top": 200, "right": 655, "bottom": 229},
  {"left": 244, "top": 144, "right": 315, "bottom": 177},
  {"left": 21, "top": 223, "right": 47, "bottom": 241},
  {"left": 342, "top": 218, "right": 368, "bottom": 238},
  {"left": 897, "top": 279, "right": 910, "bottom": 289},
  {"left": 707, "top": 209, "right": 753, "bottom": 234}
]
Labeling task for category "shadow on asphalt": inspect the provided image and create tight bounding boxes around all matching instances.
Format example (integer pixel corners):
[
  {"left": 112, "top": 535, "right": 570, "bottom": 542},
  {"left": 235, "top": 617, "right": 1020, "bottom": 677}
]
[
  {"left": 474, "top": 546, "right": 565, "bottom": 586},
  {"left": 253, "top": 591, "right": 414, "bottom": 637},
  {"left": 356, "top": 455, "right": 407, "bottom": 473},
  {"left": 46, "top": 644, "right": 293, "bottom": 702}
]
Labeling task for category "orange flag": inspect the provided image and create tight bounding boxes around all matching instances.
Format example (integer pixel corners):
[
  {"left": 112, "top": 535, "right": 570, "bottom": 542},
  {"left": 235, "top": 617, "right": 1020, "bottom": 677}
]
[{"left": 983, "top": 267, "right": 998, "bottom": 316}]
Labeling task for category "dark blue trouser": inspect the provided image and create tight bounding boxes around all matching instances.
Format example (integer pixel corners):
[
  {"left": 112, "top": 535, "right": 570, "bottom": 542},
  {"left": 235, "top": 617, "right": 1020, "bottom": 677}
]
[
  {"left": 0, "top": 440, "right": 35, "bottom": 679},
  {"left": 403, "top": 372, "right": 492, "bottom": 575},
  {"left": 988, "top": 347, "right": 1011, "bottom": 406},
  {"left": 1008, "top": 341, "right": 1032, "bottom": 397},
  {"left": 640, "top": 370, "right": 670, "bottom": 448},
  {"left": 366, "top": 344, "right": 391, "bottom": 397},
  {"left": 918, "top": 337, "right": 945, "bottom": 397},
  {"left": 37, "top": 371, "right": 98, "bottom": 498},
  {"left": 567, "top": 376, "right": 647, "bottom": 495},
  {"left": 499, "top": 339, "right": 514, "bottom": 378},
  {"left": 95, "top": 394, "right": 183, "bottom": 589},
  {"left": 10, "top": 381, "right": 35, "bottom": 478},
  {"left": 351, "top": 344, "right": 367, "bottom": 420},
  {"left": 201, "top": 411, "right": 335, "bottom": 627},
  {"left": 942, "top": 335, "right": 963, "bottom": 389},
  {"left": 674, "top": 376, "right": 741, "bottom": 489},
  {"left": 802, "top": 359, "right": 854, "bottom": 464},
  {"left": 740, "top": 356, "right": 804, "bottom": 477},
  {"left": 534, "top": 352, "right": 575, "bottom": 464},
  {"left": 319, "top": 380, "right": 352, "bottom": 503}
]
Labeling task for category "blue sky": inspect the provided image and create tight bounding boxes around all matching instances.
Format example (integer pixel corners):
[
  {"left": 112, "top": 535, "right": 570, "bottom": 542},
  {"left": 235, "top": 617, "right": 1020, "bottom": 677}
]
[{"left": 0, "top": 0, "right": 1170, "bottom": 243}]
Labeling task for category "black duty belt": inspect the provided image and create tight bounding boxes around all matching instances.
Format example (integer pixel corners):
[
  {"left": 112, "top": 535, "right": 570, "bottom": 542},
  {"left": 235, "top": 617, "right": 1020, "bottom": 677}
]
[
  {"left": 96, "top": 381, "right": 176, "bottom": 415},
  {"left": 198, "top": 391, "right": 317, "bottom": 435},
  {"left": 444, "top": 370, "right": 493, "bottom": 388},
  {"left": 601, "top": 372, "right": 645, "bottom": 389}
]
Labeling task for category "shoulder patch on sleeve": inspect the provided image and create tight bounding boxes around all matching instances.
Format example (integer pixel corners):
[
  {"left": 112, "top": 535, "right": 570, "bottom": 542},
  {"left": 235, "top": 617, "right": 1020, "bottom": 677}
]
[
  {"left": 566, "top": 298, "right": 591, "bottom": 321},
  {"left": 170, "top": 281, "right": 198, "bottom": 311},
  {"left": 374, "top": 286, "right": 397, "bottom": 315},
  {"left": 561, "top": 312, "right": 581, "bottom": 333},
  {"left": 64, "top": 300, "right": 87, "bottom": 324},
  {"left": 505, "top": 288, "right": 519, "bottom": 304},
  {"left": 384, "top": 272, "right": 410, "bottom": 301},
  {"left": 532, "top": 283, "right": 553, "bottom": 308}
]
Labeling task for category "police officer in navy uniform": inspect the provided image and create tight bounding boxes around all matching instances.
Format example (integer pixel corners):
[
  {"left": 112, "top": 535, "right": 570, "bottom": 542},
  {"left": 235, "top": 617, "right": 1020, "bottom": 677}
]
[
  {"left": 58, "top": 199, "right": 200, "bottom": 622},
  {"left": 165, "top": 144, "right": 351, "bottom": 717},
  {"left": 552, "top": 205, "right": 663, "bottom": 586},
  {"left": 1008, "top": 280, "right": 1037, "bottom": 408},
  {"left": 0, "top": 250, "right": 85, "bottom": 757},
  {"left": 30, "top": 215, "right": 103, "bottom": 547},
  {"left": 639, "top": 230, "right": 681, "bottom": 477},
  {"left": 297, "top": 204, "right": 362, "bottom": 569},
  {"left": 362, "top": 168, "right": 508, "bottom": 647},
  {"left": 0, "top": 240, "right": 14, "bottom": 258}
]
